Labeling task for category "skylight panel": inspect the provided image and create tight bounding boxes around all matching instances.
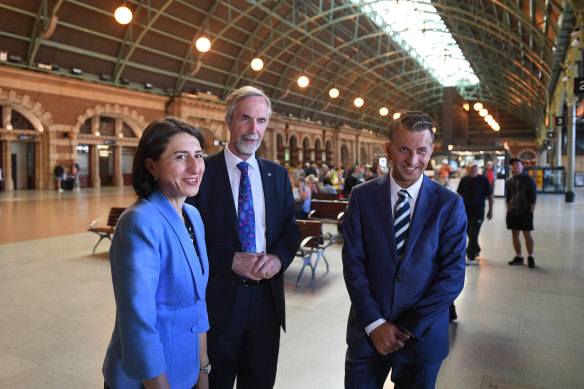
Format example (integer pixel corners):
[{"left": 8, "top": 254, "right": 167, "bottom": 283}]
[{"left": 353, "top": 0, "right": 479, "bottom": 87}]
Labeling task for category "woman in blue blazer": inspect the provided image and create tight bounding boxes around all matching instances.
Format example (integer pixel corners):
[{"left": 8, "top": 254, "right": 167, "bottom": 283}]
[{"left": 103, "top": 118, "right": 210, "bottom": 389}]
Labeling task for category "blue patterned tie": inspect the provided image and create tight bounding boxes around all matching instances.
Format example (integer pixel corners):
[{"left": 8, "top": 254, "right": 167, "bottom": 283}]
[
  {"left": 237, "top": 162, "right": 256, "bottom": 253},
  {"left": 394, "top": 189, "right": 410, "bottom": 259}
]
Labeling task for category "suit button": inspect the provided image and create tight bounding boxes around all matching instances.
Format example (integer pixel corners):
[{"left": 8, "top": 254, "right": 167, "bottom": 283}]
[{"left": 396, "top": 277, "right": 404, "bottom": 283}]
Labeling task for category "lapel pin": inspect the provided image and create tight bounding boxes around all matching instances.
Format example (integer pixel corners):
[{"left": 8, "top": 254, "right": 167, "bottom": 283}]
[{"left": 268, "top": 172, "right": 272, "bottom": 176}]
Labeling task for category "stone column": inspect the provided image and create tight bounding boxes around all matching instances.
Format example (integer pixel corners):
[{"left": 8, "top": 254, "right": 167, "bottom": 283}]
[
  {"left": 566, "top": 96, "right": 577, "bottom": 202},
  {"left": 90, "top": 144, "right": 100, "bottom": 188},
  {"left": 2, "top": 140, "right": 14, "bottom": 191}
]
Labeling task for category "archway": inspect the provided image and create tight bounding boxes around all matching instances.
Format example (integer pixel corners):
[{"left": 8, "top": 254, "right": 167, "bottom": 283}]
[{"left": 340, "top": 144, "right": 350, "bottom": 168}]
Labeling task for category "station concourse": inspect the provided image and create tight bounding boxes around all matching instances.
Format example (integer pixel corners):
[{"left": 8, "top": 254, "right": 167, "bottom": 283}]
[{"left": 0, "top": 186, "right": 582, "bottom": 389}]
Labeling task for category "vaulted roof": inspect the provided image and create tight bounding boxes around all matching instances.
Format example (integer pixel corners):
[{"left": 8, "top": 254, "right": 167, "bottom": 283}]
[{"left": 0, "top": 0, "right": 575, "bottom": 141}]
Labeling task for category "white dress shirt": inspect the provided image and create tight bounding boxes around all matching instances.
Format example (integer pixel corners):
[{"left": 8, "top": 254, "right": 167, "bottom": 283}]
[
  {"left": 365, "top": 174, "right": 425, "bottom": 335},
  {"left": 223, "top": 146, "right": 267, "bottom": 253}
]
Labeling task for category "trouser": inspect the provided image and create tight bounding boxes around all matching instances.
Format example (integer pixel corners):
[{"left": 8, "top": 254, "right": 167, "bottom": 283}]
[
  {"left": 466, "top": 213, "right": 484, "bottom": 259},
  {"left": 208, "top": 282, "right": 281, "bottom": 389},
  {"left": 345, "top": 351, "right": 442, "bottom": 389}
]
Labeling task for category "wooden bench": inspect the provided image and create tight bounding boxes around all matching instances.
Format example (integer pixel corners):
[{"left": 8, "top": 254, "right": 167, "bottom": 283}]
[
  {"left": 308, "top": 200, "right": 347, "bottom": 226},
  {"left": 312, "top": 192, "right": 339, "bottom": 201},
  {"left": 88, "top": 207, "right": 125, "bottom": 254},
  {"left": 294, "top": 220, "right": 334, "bottom": 286}
]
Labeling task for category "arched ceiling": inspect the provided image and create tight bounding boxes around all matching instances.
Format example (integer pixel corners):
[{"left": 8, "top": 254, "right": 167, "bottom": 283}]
[{"left": 0, "top": 0, "right": 576, "bottom": 141}]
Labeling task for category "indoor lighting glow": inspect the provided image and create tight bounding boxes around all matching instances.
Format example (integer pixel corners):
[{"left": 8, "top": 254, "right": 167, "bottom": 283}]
[
  {"left": 195, "top": 37, "right": 211, "bottom": 53},
  {"left": 351, "top": 0, "right": 479, "bottom": 87},
  {"left": 393, "top": 112, "right": 401, "bottom": 120},
  {"left": 492, "top": 123, "right": 501, "bottom": 131},
  {"left": 485, "top": 114, "right": 493, "bottom": 122},
  {"left": 329, "top": 88, "right": 339, "bottom": 98},
  {"left": 250, "top": 57, "right": 264, "bottom": 71},
  {"left": 379, "top": 107, "right": 389, "bottom": 116},
  {"left": 473, "top": 102, "right": 483, "bottom": 111},
  {"left": 114, "top": 6, "right": 133, "bottom": 25},
  {"left": 479, "top": 108, "right": 488, "bottom": 117},
  {"left": 462, "top": 103, "right": 470, "bottom": 111},
  {"left": 354, "top": 97, "right": 364, "bottom": 108},
  {"left": 297, "top": 75, "right": 309, "bottom": 88}
]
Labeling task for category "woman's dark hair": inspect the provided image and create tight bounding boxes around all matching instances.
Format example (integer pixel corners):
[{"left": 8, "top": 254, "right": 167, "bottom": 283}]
[
  {"left": 133, "top": 117, "right": 204, "bottom": 199},
  {"left": 323, "top": 176, "right": 332, "bottom": 186}
]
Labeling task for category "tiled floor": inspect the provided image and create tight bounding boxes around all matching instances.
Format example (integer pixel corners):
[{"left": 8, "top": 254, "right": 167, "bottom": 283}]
[{"left": 0, "top": 187, "right": 583, "bottom": 389}]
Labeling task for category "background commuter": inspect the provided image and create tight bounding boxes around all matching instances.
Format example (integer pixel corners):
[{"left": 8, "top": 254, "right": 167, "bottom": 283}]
[
  {"left": 54, "top": 164, "right": 65, "bottom": 192},
  {"left": 506, "top": 158, "right": 537, "bottom": 268},
  {"left": 482, "top": 160, "right": 497, "bottom": 193},
  {"left": 457, "top": 161, "right": 493, "bottom": 264},
  {"left": 293, "top": 177, "right": 312, "bottom": 220}
]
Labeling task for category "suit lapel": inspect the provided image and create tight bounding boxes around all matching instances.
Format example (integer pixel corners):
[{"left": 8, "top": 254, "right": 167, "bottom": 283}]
[
  {"left": 149, "top": 190, "right": 204, "bottom": 294},
  {"left": 375, "top": 174, "right": 400, "bottom": 266},
  {"left": 207, "top": 151, "right": 239, "bottom": 237},
  {"left": 184, "top": 206, "right": 208, "bottom": 298},
  {"left": 402, "top": 175, "right": 437, "bottom": 260},
  {"left": 257, "top": 158, "right": 274, "bottom": 243}
]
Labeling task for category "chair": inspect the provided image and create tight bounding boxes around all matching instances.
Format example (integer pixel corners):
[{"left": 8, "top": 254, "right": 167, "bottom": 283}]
[
  {"left": 88, "top": 207, "right": 125, "bottom": 254},
  {"left": 294, "top": 220, "right": 334, "bottom": 286}
]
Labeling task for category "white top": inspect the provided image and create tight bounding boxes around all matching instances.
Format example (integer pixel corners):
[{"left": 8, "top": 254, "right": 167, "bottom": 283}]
[{"left": 223, "top": 146, "right": 267, "bottom": 253}]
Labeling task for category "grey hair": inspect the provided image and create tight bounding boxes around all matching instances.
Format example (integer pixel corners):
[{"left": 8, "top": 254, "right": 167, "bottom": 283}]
[{"left": 224, "top": 86, "right": 272, "bottom": 126}]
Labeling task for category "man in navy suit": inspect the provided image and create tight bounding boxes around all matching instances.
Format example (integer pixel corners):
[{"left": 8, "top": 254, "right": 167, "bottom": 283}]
[
  {"left": 342, "top": 111, "right": 467, "bottom": 389},
  {"left": 188, "top": 86, "right": 301, "bottom": 389}
]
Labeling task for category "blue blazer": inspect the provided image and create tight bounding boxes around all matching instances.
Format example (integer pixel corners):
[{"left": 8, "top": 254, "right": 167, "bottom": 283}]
[
  {"left": 342, "top": 174, "right": 466, "bottom": 364},
  {"left": 103, "top": 189, "right": 209, "bottom": 388},
  {"left": 188, "top": 151, "right": 301, "bottom": 334}
]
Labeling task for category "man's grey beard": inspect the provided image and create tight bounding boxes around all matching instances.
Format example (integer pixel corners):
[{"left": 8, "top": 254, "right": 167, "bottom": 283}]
[{"left": 234, "top": 135, "right": 261, "bottom": 156}]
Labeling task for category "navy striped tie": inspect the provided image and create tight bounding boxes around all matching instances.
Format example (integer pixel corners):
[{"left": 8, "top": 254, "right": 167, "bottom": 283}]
[{"left": 394, "top": 189, "right": 410, "bottom": 258}]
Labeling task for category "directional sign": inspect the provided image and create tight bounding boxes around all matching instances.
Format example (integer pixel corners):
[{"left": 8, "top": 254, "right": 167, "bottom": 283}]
[{"left": 574, "top": 77, "right": 584, "bottom": 95}]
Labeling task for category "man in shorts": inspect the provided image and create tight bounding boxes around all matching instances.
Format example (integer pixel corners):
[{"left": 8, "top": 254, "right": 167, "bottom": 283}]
[{"left": 506, "top": 158, "right": 537, "bottom": 268}]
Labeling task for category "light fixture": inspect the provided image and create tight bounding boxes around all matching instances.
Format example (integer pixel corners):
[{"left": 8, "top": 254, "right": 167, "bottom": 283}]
[
  {"left": 354, "top": 97, "right": 364, "bottom": 107},
  {"left": 473, "top": 102, "right": 483, "bottom": 111},
  {"left": 393, "top": 112, "right": 401, "bottom": 120},
  {"left": 250, "top": 57, "right": 263, "bottom": 71},
  {"left": 379, "top": 107, "right": 389, "bottom": 116},
  {"left": 297, "top": 75, "right": 309, "bottom": 88},
  {"left": 329, "top": 88, "right": 339, "bottom": 98},
  {"left": 485, "top": 114, "right": 493, "bottom": 122},
  {"left": 195, "top": 36, "right": 211, "bottom": 53},
  {"left": 492, "top": 123, "right": 501, "bottom": 131},
  {"left": 462, "top": 103, "right": 469, "bottom": 111},
  {"left": 114, "top": 6, "right": 133, "bottom": 25},
  {"left": 479, "top": 108, "right": 488, "bottom": 117}
]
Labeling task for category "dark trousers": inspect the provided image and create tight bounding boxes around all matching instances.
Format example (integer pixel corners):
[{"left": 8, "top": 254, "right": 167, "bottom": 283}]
[
  {"left": 209, "top": 283, "right": 281, "bottom": 389},
  {"left": 466, "top": 214, "right": 484, "bottom": 259},
  {"left": 345, "top": 352, "right": 442, "bottom": 389}
]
